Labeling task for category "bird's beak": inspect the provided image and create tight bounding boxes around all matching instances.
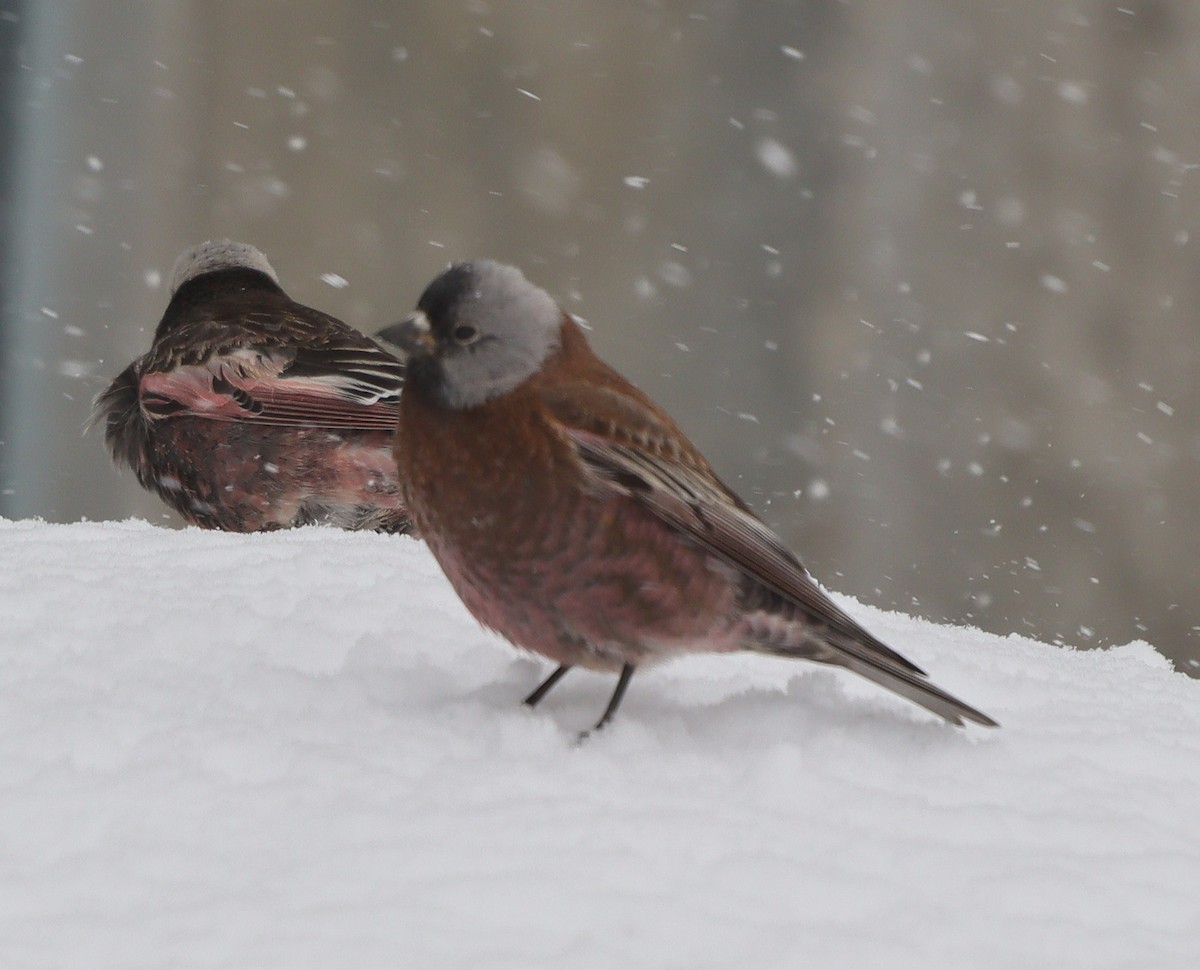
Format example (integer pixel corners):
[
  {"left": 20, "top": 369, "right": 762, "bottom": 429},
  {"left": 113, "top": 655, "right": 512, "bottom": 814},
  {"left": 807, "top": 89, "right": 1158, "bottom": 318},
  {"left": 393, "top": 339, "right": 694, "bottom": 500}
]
[{"left": 376, "top": 311, "right": 435, "bottom": 358}]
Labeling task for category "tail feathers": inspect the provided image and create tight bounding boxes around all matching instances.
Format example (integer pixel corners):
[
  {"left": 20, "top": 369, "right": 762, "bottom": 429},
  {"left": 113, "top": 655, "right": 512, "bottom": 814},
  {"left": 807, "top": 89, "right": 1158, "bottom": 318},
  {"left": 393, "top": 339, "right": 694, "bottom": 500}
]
[
  {"left": 832, "top": 647, "right": 998, "bottom": 727},
  {"left": 88, "top": 363, "right": 147, "bottom": 472},
  {"left": 751, "top": 632, "right": 997, "bottom": 728}
]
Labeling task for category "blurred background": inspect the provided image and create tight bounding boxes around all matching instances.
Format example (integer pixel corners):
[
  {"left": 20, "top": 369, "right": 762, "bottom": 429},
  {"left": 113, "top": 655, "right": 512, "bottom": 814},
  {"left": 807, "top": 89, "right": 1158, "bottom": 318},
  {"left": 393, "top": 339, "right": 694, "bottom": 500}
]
[{"left": 1, "top": 1, "right": 1196, "bottom": 669}]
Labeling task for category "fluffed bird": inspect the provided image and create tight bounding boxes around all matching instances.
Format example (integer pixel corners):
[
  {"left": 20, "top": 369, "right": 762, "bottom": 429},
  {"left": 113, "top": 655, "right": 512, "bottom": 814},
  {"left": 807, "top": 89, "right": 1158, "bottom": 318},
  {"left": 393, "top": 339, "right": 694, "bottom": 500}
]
[
  {"left": 382, "top": 260, "right": 997, "bottom": 736},
  {"left": 92, "top": 240, "right": 412, "bottom": 533}
]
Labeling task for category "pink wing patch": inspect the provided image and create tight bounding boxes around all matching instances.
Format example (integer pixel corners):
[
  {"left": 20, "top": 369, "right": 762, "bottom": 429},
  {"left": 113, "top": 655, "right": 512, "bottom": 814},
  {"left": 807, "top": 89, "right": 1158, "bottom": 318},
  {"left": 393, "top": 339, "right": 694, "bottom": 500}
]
[{"left": 140, "top": 349, "right": 401, "bottom": 431}]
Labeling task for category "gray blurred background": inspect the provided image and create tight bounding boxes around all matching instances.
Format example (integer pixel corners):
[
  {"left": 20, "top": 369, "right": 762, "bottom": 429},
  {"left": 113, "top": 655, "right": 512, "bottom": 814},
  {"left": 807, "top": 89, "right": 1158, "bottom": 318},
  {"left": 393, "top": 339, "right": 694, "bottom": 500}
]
[{"left": 1, "top": 1, "right": 1196, "bottom": 669}]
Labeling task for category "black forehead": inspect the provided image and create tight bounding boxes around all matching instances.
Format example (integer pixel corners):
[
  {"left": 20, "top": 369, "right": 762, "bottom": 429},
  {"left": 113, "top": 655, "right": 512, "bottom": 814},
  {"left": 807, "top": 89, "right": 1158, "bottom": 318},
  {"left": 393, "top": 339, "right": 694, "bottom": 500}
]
[{"left": 416, "top": 263, "right": 479, "bottom": 330}]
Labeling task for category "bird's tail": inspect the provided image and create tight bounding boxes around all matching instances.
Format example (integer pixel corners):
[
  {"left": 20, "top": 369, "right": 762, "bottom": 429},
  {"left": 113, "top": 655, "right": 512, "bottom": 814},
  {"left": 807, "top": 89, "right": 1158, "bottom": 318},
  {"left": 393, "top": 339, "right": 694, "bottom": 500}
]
[
  {"left": 87, "top": 364, "right": 146, "bottom": 471},
  {"left": 830, "top": 645, "right": 996, "bottom": 727},
  {"left": 750, "top": 630, "right": 997, "bottom": 728}
]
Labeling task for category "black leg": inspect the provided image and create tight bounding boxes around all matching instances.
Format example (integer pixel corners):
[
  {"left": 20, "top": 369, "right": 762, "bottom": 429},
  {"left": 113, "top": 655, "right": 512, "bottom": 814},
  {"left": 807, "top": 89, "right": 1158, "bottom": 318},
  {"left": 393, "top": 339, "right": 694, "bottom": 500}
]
[
  {"left": 523, "top": 664, "right": 573, "bottom": 708},
  {"left": 578, "top": 663, "right": 636, "bottom": 741}
]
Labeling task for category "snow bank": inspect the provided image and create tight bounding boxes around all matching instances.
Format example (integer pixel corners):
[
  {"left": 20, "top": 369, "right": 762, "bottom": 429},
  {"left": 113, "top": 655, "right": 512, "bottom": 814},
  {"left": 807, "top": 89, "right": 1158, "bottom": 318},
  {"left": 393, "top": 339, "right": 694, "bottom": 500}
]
[{"left": 1, "top": 520, "right": 1197, "bottom": 968}]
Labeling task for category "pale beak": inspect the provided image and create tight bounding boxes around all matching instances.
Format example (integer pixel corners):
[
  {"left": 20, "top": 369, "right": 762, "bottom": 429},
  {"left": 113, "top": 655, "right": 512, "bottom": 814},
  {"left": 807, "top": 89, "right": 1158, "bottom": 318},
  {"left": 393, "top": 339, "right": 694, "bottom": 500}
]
[{"left": 376, "top": 311, "right": 435, "bottom": 357}]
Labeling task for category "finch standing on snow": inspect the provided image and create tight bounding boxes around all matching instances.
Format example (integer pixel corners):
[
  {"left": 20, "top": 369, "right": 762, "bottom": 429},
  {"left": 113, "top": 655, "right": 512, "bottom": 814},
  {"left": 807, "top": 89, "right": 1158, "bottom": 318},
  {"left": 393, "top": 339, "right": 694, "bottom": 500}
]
[
  {"left": 382, "top": 261, "right": 996, "bottom": 736},
  {"left": 93, "top": 240, "right": 412, "bottom": 533}
]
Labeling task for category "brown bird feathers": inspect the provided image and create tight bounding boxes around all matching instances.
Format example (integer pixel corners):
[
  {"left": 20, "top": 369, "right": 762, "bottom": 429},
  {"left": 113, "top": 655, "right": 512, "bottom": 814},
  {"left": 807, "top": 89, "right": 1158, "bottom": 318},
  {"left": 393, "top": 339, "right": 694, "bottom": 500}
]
[
  {"left": 93, "top": 241, "right": 412, "bottom": 533},
  {"left": 385, "top": 261, "right": 997, "bottom": 735}
]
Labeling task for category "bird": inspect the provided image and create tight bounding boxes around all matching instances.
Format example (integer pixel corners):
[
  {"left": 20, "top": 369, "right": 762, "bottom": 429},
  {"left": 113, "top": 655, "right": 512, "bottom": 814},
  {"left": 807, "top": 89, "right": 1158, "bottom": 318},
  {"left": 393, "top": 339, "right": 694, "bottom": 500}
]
[
  {"left": 381, "top": 260, "right": 997, "bottom": 737},
  {"left": 92, "top": 240, "right": 413, "bottom": 533}
]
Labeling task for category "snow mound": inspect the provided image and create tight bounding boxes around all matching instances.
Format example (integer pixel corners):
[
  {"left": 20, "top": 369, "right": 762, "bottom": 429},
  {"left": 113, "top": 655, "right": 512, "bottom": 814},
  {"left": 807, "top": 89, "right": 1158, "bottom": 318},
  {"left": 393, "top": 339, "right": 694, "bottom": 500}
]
[{"left": 1, "top": 520, "right": 1197, "bottom": 968}]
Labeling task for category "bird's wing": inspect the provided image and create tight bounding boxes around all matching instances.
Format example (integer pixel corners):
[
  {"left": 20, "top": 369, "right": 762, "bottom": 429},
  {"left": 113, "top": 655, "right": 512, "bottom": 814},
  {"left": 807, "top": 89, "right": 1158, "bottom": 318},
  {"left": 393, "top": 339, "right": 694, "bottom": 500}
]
[
  {"left": 135, "top": 315, "right": 404, "bottom": 430},
  {"left": 546, "top": 382, "right": 997, "bottom": 727},
  {"left": 543, "top": 381, "right": 927, "bottom": 673}
]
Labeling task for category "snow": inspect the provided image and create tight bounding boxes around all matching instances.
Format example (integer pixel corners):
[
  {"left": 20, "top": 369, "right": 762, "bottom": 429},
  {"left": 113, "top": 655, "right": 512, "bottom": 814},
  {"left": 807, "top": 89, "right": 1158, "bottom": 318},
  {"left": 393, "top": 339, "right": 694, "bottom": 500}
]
[
  {"left": 754, "top": 137, "right": 798, "bottom": 179},
  {"left": 1, "top": 519, "right": 1198, "bottom": 969}
]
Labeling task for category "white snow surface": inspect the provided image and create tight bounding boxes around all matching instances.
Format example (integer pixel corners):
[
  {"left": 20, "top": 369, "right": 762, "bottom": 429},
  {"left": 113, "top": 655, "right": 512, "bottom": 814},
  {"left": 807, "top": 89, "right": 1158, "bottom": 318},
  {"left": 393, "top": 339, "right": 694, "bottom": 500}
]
[{"left": 1, "top": 519, "right": 1197, "bottom": 969}]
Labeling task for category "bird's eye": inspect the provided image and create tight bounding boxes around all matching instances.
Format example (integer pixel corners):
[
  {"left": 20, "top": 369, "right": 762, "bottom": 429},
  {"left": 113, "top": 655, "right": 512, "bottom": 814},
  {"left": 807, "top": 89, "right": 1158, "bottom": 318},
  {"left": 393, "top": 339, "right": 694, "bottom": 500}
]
[{"left": 453, "top": 325, "right": 480, "bottom": 345}]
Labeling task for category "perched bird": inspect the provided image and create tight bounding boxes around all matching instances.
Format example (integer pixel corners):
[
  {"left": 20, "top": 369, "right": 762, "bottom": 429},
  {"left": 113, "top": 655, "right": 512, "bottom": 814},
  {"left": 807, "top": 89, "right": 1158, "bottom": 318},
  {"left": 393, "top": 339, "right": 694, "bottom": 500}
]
[
  {"left": 92, "top": 240, "right": 412, "bottom": 533},
  {"left": 383, "top": 260, "right": 997, "bottom": 736}
]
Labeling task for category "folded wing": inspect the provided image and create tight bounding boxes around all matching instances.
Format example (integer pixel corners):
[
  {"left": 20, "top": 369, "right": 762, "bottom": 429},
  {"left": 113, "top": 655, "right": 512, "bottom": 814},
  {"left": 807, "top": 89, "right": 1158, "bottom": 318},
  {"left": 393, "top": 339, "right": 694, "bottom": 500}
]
[{"left": 544, "top": 381, "right": 997, "bottom": 728}]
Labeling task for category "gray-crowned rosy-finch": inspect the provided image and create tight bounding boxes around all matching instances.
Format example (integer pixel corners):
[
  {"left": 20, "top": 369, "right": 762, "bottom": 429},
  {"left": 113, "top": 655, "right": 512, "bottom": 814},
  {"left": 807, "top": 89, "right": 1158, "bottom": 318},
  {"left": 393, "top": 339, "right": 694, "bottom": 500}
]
[
  {"left": 382, "top": 260, "right": 996, "bottom": 735},
  {"left": 93, "top": 240, "right": 411, "bottom": 533}
]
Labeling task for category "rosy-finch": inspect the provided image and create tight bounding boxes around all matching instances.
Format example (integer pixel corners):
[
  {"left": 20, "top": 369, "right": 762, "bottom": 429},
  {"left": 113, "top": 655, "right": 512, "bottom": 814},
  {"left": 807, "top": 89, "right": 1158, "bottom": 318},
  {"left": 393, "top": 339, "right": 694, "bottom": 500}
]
[
  {"left": 94, "top": 240, "right": 411, "bottom": 533},
  {"left": 383, "top": 261, "right": 995, "bottom": 735}
]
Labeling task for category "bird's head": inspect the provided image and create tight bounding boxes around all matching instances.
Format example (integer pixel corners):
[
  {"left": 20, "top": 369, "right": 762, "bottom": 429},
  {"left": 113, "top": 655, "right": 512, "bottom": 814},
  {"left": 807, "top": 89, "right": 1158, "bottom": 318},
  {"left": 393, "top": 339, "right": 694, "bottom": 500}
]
[{"left": 379, "top": 260, "right": 563, "bottom": 410}]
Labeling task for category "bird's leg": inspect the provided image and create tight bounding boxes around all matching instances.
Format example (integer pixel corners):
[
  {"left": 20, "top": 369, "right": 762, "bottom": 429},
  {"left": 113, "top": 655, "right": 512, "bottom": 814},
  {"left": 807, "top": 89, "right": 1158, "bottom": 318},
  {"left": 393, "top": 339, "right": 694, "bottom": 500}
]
[
  {"left": 523, "top": 664, "right": 573, "bottom": 708},
  {"left": 578, "top": 663, "right": 636, "bottom": 741}
]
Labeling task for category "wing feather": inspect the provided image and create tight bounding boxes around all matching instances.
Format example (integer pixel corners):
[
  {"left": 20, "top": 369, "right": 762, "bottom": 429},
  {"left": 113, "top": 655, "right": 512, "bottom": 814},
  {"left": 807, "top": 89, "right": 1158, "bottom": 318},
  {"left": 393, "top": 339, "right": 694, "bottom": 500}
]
[
  {"left": 542, "top": 382, "right": 914, "bottom": 662},
  {"left": 541, "top": 381, "right": 997, "bottom": 727},
  {"left": 136, "top": 337, "right": 404, "bottom": 431}
]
